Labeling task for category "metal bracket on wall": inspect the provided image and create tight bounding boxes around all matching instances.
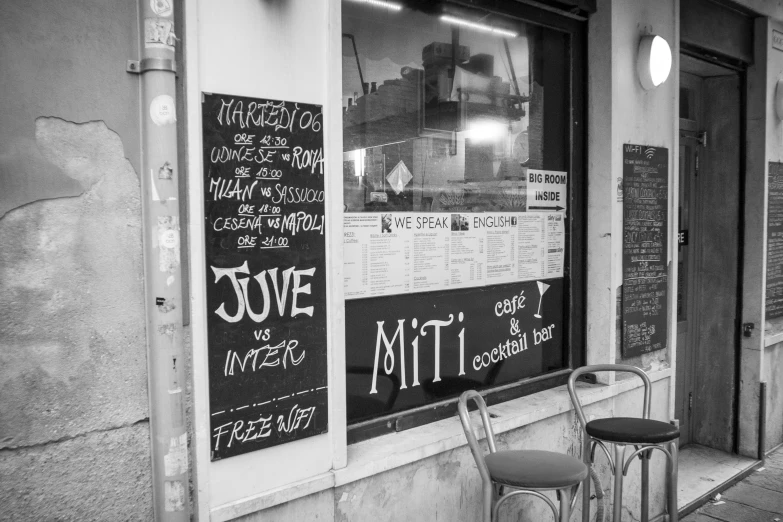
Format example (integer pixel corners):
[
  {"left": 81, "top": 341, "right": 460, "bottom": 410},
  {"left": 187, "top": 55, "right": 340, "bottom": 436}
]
[
  {"left": 126, "top": 58, "right": 177, "bottom": 75},
  {"left": 680, "top": 130, "right": 707, "bottom": 148}
]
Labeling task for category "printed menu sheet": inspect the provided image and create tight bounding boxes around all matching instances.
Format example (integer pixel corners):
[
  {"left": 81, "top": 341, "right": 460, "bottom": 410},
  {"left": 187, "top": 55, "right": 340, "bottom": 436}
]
[{"left": 344, "top": 212, "right": 564, "bottom": 299}]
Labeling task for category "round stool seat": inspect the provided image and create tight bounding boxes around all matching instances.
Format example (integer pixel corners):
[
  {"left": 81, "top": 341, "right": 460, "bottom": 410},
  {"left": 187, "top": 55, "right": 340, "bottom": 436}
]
[
  {"left": 485, "top": 450, "right": 588, "bottom": 489},
  {"left": 586, "top": 417, "right": 680, "bottom": 444}
]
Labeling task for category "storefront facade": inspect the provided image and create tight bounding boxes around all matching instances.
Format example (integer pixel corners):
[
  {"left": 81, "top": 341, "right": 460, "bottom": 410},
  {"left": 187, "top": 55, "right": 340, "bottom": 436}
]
[{"left": 2, "top": 0, "right": 783, "bottom": 520}]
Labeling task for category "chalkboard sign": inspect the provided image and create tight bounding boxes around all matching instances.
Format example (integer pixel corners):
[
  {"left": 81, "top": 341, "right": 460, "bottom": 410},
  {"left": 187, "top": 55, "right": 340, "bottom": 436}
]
[
  {"left": 202, "top": 92, "right": 328, "bottom": 460},
  {"left": 622, "top": 144, "right": 668, "bottom": 357},
  {"left": 767, "top": 162, "right": 783, "bottom": 318},
  {"left": 345, "top": 279, "right": 565, "bottom": 422}
]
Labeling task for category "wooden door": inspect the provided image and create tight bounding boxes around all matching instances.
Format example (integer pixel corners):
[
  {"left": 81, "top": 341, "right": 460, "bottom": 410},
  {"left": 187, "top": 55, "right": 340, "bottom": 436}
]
[{"left": 676, "top": 69, "right": 742, "bottom": 452}]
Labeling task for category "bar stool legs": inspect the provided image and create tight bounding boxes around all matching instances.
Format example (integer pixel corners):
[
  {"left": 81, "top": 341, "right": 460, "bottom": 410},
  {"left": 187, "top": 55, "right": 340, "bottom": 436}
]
[
  {"left": 581, "top": 440, "right": 679, "bottom": 522},
  {"left": 668, "top": 441, "right": 679, "bottom": 522},
  {"left": 558, "top": 487, "right": 573, "bottom": 522},
  {"left": 641, "top": 450, "right": 649, "bottom": 522},
  {"left": 612, "top": 444, "right": 626, "bottom": 522},
  {"left": 482, "top": 483, "right": 493, "bottom": 522},
  {"left": 581, "top": 435, "right": 591, "bottom": 522}
]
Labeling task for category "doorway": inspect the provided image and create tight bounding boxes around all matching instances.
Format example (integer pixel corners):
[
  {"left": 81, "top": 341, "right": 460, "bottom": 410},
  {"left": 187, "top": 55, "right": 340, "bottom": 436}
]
[{"left": 675, "top": 54, "right": 755, "bottom": 509}]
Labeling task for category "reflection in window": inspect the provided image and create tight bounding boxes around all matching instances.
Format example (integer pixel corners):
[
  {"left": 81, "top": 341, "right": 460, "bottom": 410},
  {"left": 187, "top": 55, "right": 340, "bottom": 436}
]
[
  {"left": 342, "top": 3, "right": 567, "bottom": 213},
  {"left": 341, "top": 2, "right": 576, "bottom": 430}
]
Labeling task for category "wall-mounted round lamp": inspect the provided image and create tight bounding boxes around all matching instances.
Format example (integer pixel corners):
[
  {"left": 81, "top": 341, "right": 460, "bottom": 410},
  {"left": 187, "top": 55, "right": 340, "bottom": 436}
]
[
  {"left": 775, "top": 78, "right": 783, "bottom": 120},
  {"left": 637, "top": 35, "right": 672, "bottom": 90}
]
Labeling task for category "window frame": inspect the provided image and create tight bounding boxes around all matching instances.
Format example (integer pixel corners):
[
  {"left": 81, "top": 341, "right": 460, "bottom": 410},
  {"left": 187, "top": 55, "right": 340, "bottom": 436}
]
[{"left": 342, "top": 0, "right": 587, "bottom": 444}]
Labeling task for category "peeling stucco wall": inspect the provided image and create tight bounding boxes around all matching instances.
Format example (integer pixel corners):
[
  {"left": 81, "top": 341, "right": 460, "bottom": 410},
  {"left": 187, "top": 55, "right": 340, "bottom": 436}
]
[
  {"left": 0, "top": 0, "right": 141, "bottom": 218},
  {"left": 0, "top": 1, "right": 151, "bottom": 518},
  {"left": 1, "top": 117, "right": 148, "bottom": 447},
  {"left": 0, "top": 117, "right": 151, "bottom": 519}
]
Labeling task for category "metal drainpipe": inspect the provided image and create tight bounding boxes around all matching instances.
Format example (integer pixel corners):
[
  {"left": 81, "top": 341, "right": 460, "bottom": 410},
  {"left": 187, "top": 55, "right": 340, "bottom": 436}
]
[
  {"left": 759, "top": 382, "right": 767, "bottom": 463},
  {"left": 135, "top": 0, "right": 189, "bottom": 519}
]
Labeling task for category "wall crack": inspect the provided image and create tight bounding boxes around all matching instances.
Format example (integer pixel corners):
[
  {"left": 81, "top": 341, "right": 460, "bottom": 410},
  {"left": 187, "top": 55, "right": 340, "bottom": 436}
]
[{"left": 0, "top": 418, "right": 149, "bottom": 453}]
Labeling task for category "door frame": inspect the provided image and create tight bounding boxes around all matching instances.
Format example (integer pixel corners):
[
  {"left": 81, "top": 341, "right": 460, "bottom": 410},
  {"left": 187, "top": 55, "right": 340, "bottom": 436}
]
[
  {"left": 676, "top": 70, "right": 704, "bottom": 447},
  {"left": 677, "top": 51, "right": 747, "bottom": 453}
]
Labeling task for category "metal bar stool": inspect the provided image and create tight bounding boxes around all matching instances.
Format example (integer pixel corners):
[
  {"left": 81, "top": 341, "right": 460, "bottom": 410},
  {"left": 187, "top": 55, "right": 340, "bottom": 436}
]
[
  {"left": 567, "top": 365, "right": 679, "bottom": 522},
  {"left": 458, "top": 390, "right": 588, "bottom": 521}
]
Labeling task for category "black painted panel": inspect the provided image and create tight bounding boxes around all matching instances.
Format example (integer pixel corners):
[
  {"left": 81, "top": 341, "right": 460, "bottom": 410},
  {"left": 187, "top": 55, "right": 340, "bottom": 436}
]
[
  {"left": 622, "top": 144, "right": 669, "bottom": 357},
  {"left": 202, "top": 92, "right": 328, "bottom": 460},
  {"left": 346, "top": 279, "right": 565, "bottom": 422}
]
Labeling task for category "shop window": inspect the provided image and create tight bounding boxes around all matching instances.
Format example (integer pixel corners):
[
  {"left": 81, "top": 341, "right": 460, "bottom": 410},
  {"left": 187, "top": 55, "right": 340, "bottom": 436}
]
[{"left": 341, "top": 0, "right": 585, "bottom": 442}]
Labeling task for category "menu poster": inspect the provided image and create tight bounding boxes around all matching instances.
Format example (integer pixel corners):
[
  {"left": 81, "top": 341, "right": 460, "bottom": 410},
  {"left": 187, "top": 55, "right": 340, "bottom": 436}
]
[
  {"left": 622, "top": 144, "right": 669, "bottom": 357},
  {"left": 766, "top": 162, "right": 783, "bottom": 318},
  {"left": 344, "top": 212, "right": 564, "bottom": 299},
  {"left": 202, "top": 92, "right": 328, "bottom": 460}
]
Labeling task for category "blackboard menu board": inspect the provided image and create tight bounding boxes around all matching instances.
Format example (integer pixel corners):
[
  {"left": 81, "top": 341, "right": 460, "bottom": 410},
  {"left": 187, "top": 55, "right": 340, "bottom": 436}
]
[
  {"left": 202, "top": 92, "right": 328, "bottom": 460},
  {"left": 766, "top": 162, "right": 783, "bottom": 318},
  {"left": 622, "top": 144, "right": 668, "bottom": 357},
  {"left": 345, "top": 279, "right": 564, "bottom": 422}
]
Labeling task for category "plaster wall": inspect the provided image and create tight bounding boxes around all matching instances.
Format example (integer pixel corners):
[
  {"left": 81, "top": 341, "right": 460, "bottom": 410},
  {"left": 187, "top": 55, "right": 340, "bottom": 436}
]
[
  {"left": 612, "top": 0, "right": 678, "bottom": 372},
  {"left": 745, "top": 17, "right": 783, "bottom": 457},
  {"left": 234, "top": 490, "right": 335, "bottom": 522},
  {"left": 764, "top": 342, "right": 783, "bottom": 449},
  {"left": 587, "top": 0, "right": 678, "bottom": 381},
  {"left": 761, "top": 14, "right": 783, "bottom": 451},
  {"left": 0, "top": 1, "right": 152, "bottom": 519}
]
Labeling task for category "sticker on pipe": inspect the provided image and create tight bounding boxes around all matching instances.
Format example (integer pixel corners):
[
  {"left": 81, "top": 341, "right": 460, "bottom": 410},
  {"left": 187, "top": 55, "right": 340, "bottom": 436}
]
[
  {"left": 161, "top": 229, "right": 179, "bottom": 249},
  {"left": 526, "top": 169, "right": 567, "bottom": 213},
  {"left": 150, "top": 95, "right": 176, "bottom": 126},
  {"left": 144, "top": 18, "right": 176, "bottom": 50},
  {"left": 157, "top": 216, "right": 180, "bottom": 273},
  {"left": 151, "top": 0, "right": 173, "bottom": 17}
]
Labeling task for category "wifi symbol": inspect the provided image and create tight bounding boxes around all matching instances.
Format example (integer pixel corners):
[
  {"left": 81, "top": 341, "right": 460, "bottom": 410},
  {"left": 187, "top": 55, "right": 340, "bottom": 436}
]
[{"left": 644, "top": 147, "right": 656, "bottom": 159}]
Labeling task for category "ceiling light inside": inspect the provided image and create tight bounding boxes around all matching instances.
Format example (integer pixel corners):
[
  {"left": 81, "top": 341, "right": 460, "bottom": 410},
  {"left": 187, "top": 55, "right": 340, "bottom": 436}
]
[
  {"left": 440, "top": 15, "right": 518, "bottom": 38},
  {"left": 347, "top": 0, "right": 403, "bottom": 11}
]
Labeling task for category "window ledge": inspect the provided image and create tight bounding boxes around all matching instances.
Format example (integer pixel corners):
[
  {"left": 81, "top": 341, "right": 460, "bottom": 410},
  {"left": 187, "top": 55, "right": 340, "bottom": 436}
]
[
  {"left": 765, "top": 332, "right": 783, "bottom": 347},
  {"left": 765, "top": 316, "right": 783, "bottom": 346},
  {"left": 334, "top": 367, "right": 672, "bottom": 487}
]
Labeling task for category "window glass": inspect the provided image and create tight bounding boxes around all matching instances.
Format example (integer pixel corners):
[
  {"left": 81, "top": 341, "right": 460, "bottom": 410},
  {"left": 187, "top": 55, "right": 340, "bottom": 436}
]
[
  {"left": 343, "top": 3, "right": 567, "bottom": 211},
  {"left": 342, "top": 1, "right": 575, "bottom": 426}
]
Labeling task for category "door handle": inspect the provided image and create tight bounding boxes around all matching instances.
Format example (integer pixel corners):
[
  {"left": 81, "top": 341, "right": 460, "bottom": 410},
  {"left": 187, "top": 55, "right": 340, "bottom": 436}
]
[{"left": 743, "top": 322, "right": 755, "bottom": 337}]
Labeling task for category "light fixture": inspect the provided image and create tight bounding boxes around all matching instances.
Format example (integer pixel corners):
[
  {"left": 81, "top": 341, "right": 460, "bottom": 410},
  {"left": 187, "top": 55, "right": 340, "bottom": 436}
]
[
  {"left": 775, "top": 78, "right": 783, "bottom": 120},
  {"left": 351, "top": 149, "right": 365, "bottom": 177},
  {"left": 346, "top": 0, "right": 402, "bottom": 11},
  {"left": 463, "top": 119, "right": 508, "bottom": 143},
  {"left": 440, "top": 15, "right": 518, "bottom": 38},
  {"left": 637, "top": 35, "right": 672, "bottom": 90}
]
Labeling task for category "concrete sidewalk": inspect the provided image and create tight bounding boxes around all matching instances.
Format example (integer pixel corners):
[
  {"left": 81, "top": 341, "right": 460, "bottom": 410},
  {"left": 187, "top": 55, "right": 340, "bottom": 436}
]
[{"left": 682, "top": 446, "right": 783, "bottom": 522}]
